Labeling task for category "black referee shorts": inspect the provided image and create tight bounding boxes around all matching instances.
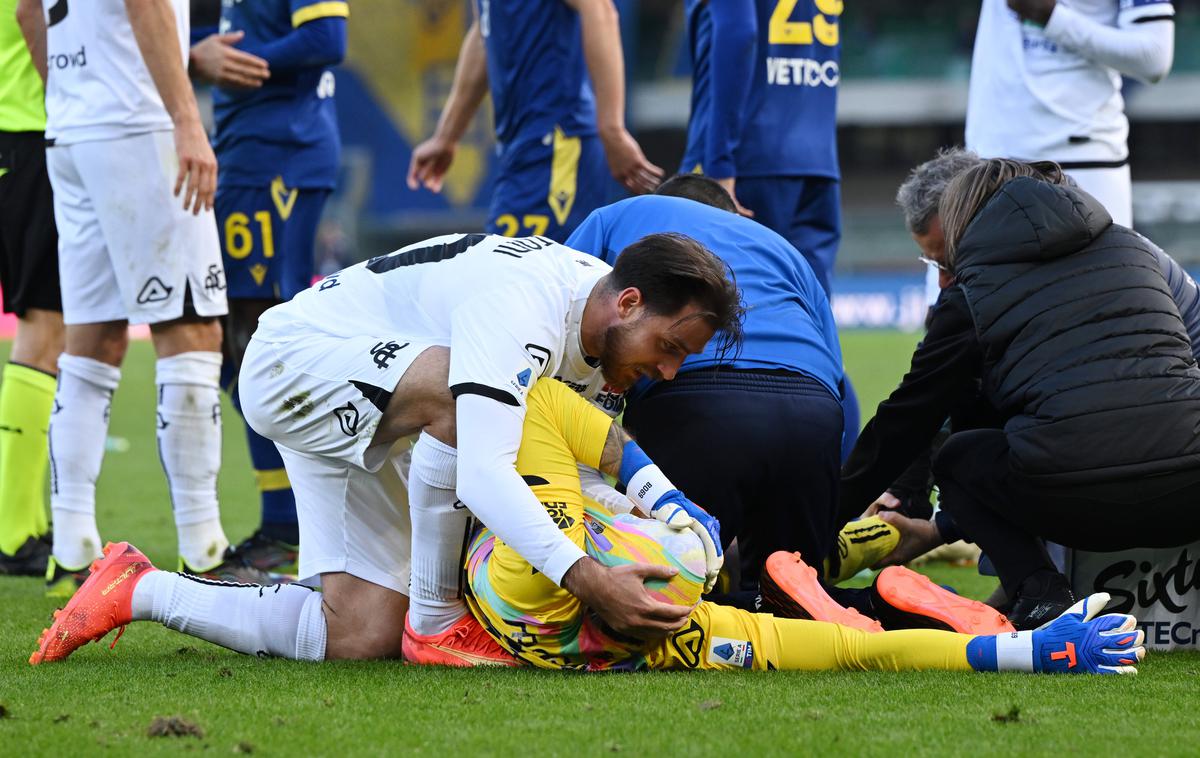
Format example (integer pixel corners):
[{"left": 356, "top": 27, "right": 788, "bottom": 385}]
[{"left": 0, "top": 131, "right": 61, "bottom": 316}]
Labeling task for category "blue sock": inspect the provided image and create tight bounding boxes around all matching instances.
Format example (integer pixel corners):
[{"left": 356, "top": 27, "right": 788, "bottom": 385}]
[{"left": 224, "top": 367, "right": 299, "bottom": 545}]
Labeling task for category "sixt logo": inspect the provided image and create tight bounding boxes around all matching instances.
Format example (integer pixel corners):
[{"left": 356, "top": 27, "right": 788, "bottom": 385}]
[{"left": 1093, "top": 549, "right": 1200, "bottom": 614}]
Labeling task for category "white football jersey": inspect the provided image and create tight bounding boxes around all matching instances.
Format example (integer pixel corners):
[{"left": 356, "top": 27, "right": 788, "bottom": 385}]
[
  {"left": 966, "top": 0, "right": 1174, "bottom": 163},
  {"left": 256, "top": 233, "right": 625, "bottom": 415},
  {"left": 43, "top": 0, "right": 186, "bottom": 144}
]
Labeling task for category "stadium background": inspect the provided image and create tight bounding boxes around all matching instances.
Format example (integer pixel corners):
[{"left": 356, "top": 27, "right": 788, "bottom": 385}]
[{"left": 216, "top": 0, "right": 1200, "bottom": 331}]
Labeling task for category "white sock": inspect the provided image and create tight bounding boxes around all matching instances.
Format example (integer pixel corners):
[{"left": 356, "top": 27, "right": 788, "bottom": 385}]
[
  {"left": 407, "top": 432, "right": 468, "bottom": 636},
  {"left": 49, "top": 354, "right": 120, "bottom": 569},
  {"left": 156, "top": 352, "right": 229, "bottom": 570},
  {"left": 130, "top": 571, "right": 326, "bottom": 660}
]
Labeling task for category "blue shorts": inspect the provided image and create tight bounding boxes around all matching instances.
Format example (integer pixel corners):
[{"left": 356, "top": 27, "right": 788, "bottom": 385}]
[
  {"left": 736, "top": 177, "right": 841, "bottom": 297},
  {"left": 216, "top": 181, "right": 329, "bottom": 300},
  {"left": 488, "top": 129, "right": 613, "bottom": 243}
]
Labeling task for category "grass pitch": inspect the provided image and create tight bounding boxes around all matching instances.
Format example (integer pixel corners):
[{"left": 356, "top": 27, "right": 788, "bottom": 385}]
[{"left": 3, "top": 333, "right": 1199, "bottom": 756}]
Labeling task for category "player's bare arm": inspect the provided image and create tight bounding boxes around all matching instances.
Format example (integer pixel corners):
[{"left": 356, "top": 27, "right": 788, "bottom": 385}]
[
  {"left": 14, "top": 0, "right": 47, "bottom": 84},
  {"left": 406, "top": 18, "right": 489, "bottom": 194},
  {"left": 125, "top": 0, "right": 217, "bottom": 215},
  {"left": 189, "top": 31, "right": 271, "bottom": 90},
  {"left": 564, "top": 0, "right": 663, "bottom": 194}
]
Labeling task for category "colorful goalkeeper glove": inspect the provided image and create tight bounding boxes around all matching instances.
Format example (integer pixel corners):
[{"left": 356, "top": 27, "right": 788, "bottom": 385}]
[
  {"left": 618, "top": 440, "right": 723, "bottom": 592},
  {"left": 966, "top": 592, "right": 1145, "bottom": 675}
]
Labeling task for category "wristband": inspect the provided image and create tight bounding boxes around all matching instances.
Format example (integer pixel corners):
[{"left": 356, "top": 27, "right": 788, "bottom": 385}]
[{"left": 618, "top": 441, "right": 674, "bottom": 512}]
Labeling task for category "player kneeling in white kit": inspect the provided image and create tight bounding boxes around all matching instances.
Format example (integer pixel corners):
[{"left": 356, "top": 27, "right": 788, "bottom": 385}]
[
  {"left": 19, "top": 0, "right": 262, "bottom": 590},
  {"left": 31, "top": 231, "right": 744, "bottom": 663}
]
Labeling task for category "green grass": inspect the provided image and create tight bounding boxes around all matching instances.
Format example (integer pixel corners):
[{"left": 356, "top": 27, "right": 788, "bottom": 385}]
[{"left": 3, "top": 335, "right": 1199, "bottom": 756}]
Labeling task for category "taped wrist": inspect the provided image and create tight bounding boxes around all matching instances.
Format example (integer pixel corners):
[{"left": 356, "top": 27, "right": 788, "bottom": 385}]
[{"left": 617, "top": 440, "right": 674, "bottom": 513}]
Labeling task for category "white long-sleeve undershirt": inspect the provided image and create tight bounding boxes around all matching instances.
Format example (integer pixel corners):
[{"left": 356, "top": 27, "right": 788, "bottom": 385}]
[
  {"left": 453, "top": 393, "right": 586, "bottom": 586},
  {"left": 1043, "top": 5, "right": 1174, "bottom": 84}
]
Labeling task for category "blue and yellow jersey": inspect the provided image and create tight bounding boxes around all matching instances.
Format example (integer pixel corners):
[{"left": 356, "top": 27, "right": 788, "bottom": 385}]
[
  {"left": 682, "top": 0, "right": 841, "bottom": 180},
  {"left": 212, "top": 0, "right": 348, "bottom": 189},
  {"left": 476, "top": 0, "right": 596, "bottom": 149},
  {"left": 567, "top": 195, "right": 844, "bottom": 401}
]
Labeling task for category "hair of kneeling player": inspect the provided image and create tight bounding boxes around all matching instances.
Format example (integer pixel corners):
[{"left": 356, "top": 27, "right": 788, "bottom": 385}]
[
  {"left": 653, "top": 174, "right": 739, "bottom": 214},
  {"left": 939, "top": 158, "right": 1070, "bottom": 268},
  {"left": 608, "top": 232, "right": 746, "bottom": 361}
]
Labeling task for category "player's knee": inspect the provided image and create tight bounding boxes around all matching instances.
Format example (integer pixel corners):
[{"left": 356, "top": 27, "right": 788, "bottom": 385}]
[
  {"left": 151, "top": 316, "right": 222, "bottom": 356},
  {"left": 64, "top": 322, "right": 129, "bottom": 366}
]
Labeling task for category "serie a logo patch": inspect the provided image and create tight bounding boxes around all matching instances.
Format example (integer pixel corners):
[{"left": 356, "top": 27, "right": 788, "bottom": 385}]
[{"left": 707, "top": 636, "right": 754, "bottom": 668}]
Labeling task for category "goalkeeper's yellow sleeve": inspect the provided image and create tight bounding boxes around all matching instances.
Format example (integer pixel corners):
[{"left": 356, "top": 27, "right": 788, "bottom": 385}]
[{"left": 645, "top": 602, "right": 973, "bottom": 672}]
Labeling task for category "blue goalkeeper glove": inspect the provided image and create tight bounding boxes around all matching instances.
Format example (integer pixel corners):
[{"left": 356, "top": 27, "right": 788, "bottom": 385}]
[
  {"left": 618, "top": 440, "right": 724, "bottom": 592},
  {"left": 967, "top": 593, "right": 1145, "bottom": 675}
]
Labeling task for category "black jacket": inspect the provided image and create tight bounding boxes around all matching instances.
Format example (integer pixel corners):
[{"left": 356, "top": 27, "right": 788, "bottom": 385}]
[{"left": 955, "top": 177, "right": 1200, "bottom": 484}]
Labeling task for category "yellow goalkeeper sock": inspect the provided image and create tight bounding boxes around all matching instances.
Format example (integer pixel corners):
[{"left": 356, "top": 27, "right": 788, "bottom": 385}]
[
  {"left": 0, "top": 363, "right": 55, "bottom": 554},
  {"left": 823, "top": 515, "right": 899, "bottom": 584}
]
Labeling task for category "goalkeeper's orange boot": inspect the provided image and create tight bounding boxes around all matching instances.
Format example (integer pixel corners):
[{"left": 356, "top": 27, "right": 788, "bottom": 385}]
[
  {"left": 872, "top": 565, "right": 1015, "bottom": 634},
  {"left": 402, "top": 612, "right": 520, "bottom": 667},
  {"left": 30, "top": 541, "right": 156, "bottom": 665},
  {"left": 761, "top": 551, "right": 884, "bottom": 633}
]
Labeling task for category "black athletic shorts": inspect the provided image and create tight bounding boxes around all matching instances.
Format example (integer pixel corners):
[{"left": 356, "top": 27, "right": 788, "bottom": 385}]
[{"left": 0, "top": 131, "right": 61, "bottom": 316}]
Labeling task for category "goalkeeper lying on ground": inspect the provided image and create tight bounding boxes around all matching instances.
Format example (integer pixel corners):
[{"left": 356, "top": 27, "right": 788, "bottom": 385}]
[
  {"left": 32, "top": 379, "right": 1143, "bottom": 674},
  {"left": 462, "top": 379, "right": 1145, "bottom": 674}
]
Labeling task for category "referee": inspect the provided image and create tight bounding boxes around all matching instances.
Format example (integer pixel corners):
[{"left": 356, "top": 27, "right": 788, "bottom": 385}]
[{"left": 0, "top": 0, "right": 64, "bottom": 575}]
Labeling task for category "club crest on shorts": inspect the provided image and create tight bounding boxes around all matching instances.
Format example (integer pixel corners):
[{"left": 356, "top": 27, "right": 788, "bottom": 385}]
[
  {"left": 136, "top": 277, "right": 172, "bottom": 304},
  {"left": 203, "top": 265, "right": 226, "bottom": 295},
  {"left": 334, "top": 402, "right": 360, "bottom": 436}
]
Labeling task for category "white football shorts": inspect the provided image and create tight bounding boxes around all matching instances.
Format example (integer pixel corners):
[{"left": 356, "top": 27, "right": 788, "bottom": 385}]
[
  {"left": 239, "top": 330, "right": 435, "bottom": 473},
  {"left": 279, "top": 443, "right": 413, "bottom": 594},
  {"left": 47, "top": 130, "right": 227, "bottom": 325},
  {"left": 1064, "top": 164, "right": 1132, "bottom": 228}
]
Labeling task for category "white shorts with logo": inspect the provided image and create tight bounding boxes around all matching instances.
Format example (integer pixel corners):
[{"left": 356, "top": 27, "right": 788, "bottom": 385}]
[
  {"left": 47, "top": 130, "right": 227, "bottom": 325},
  {"left": 241, "top": 330, "right": 436, "bottom": 594}
]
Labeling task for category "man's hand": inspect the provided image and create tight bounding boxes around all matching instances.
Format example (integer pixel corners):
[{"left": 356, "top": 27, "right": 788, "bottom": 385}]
[
  {"left": 406, "top": 135, "right": 457, "bottom": 193},
  {"left": 650, "top": 491, "right": 723, "bottom": 592},
  {"left": 872, "top": 510, "right": 945, "bottom": 568},
  {"left": 1007, "top": 0, "right": 1056, "bottom": 25},
  {"left": 599, "top": 125, "right": 663, "bottom": 195},
  {"left": 714, "top": 177, "right": 754, "bottom": 217},
  {"left": 863, "top": 490, "right": 902, "bottom": 518},
  {"left": 562, "top": 557, "right": 694, "bottom": 639},
  {"left": 190, "top": 32, "right": 270, "bottom": 89},
  {"left": 173, "top": 119, "right": 217, "bottom": 214}
]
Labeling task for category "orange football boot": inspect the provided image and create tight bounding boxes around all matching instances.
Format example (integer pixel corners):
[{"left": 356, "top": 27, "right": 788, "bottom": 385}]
[
  {"left": 30, "top": 541, "right": 157, "bottom": 665},
  {"left": 761, "top": 551, "right": 884, "bottom": 633},
  {"left": 872, "top": 565, "right": 1015, "bottom": 634},
  {"left": 402, "top": 612, "right": 520, "bottom": 667}
]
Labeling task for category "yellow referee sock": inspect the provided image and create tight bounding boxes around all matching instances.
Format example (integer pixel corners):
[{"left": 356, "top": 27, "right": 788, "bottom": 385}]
[{"left": 0, "top": 363, "right": 55, "bottom": 555}]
